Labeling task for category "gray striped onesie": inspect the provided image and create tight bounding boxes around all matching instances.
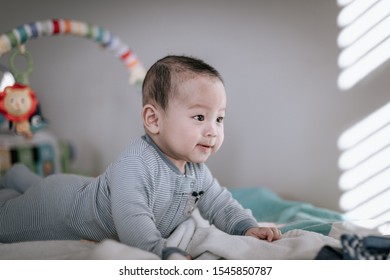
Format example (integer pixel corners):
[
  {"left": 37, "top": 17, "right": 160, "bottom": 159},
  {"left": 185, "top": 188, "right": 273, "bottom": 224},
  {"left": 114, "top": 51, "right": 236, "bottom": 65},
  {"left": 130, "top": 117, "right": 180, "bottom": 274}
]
[{"left": 0, "top": 134, "right": 258, "bottom": 257}]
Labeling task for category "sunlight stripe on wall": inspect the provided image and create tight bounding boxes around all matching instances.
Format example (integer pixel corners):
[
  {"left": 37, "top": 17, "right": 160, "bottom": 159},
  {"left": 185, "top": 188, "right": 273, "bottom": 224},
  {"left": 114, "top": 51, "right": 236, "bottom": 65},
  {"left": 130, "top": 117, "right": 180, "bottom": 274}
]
[
  {"left": 338, "top": 102, "right": 390, "bottom": 233},
  {"left": 337, "top": 0, "right": 390, "bottom": 90}
]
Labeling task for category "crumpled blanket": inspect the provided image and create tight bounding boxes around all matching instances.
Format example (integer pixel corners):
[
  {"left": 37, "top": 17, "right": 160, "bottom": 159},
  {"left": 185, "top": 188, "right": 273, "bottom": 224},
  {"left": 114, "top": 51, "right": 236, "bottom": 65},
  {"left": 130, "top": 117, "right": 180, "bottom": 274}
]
[{"left": 165, "top": 209, "right": 380, "bottom": 260}]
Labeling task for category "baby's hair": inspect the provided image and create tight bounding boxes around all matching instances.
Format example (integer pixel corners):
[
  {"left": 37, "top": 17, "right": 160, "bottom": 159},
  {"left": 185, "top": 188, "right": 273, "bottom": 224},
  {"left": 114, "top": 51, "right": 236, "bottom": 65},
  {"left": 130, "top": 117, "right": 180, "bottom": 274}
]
[{"left": 142, "top": 55, "right": 224, "bottom": 110}]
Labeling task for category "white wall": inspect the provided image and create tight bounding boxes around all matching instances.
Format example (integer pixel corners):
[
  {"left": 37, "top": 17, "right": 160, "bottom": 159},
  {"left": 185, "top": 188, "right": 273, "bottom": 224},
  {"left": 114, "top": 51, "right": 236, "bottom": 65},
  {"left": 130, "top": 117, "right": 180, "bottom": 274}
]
[{"left": 1, "top": 0, "right": 389, "bottom": 211}]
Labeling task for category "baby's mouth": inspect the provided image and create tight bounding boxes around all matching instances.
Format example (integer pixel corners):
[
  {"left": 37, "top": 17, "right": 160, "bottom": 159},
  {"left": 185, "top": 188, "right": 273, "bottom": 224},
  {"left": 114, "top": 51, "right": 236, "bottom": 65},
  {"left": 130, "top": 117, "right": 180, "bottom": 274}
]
[{"left": 197, "top": 144, "right": 213, "bottom": 151}]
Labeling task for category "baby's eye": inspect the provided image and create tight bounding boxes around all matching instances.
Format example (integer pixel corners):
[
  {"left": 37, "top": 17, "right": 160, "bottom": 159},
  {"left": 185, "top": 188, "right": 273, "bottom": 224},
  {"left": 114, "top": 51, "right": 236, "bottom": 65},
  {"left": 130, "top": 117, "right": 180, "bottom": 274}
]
[
  {"left": 193, "top": 115, "right": 205, "bottom": 121},
  {"left": 216, "top": 117, "right": 224, "bottom": 123}
]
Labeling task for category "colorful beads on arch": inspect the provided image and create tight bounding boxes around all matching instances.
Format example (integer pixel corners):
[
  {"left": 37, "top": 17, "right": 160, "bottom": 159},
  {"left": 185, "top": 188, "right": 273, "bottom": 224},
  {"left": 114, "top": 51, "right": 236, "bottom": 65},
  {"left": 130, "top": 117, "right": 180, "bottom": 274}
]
[{"left": 0, "top": 19, "right": 142, "bottom": 73}]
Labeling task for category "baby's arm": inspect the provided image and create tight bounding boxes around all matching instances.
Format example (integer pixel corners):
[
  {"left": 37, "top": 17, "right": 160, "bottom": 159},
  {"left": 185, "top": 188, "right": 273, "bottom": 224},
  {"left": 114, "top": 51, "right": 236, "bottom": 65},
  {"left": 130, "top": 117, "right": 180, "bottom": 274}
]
[
  {"left": 245, "top": 227, "right": 282, "bottom": 242},
  {"left": 108, "top": 156, "right": 167, "bottom": 257}
]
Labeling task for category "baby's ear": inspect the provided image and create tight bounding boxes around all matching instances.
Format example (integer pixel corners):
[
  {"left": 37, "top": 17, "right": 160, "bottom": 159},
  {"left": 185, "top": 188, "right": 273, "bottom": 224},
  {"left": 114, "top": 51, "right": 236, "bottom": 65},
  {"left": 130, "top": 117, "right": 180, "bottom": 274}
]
[{"left": 142, "top": 104, "right": 160, "bottom": 134}]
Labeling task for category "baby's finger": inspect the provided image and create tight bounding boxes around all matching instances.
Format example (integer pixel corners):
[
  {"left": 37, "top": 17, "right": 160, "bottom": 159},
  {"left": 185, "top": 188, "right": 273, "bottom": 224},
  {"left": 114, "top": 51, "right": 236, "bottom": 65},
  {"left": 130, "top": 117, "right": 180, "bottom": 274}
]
[
  {"left": 273, "top": 228, "right": 282, "bottom": 239},
  {"left": 268, "top": 228, "right": 282, "bottom": 241},
  {"left": 267, "top": 228, "right": 275, "bottom": 242}
]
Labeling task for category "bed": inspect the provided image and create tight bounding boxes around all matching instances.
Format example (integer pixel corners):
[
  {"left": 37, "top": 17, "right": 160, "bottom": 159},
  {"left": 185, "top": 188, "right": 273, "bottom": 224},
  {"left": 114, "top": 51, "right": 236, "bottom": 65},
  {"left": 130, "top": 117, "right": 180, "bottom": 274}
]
[{"left": 1, "top": 186, "right": 387, "bottom": 260}]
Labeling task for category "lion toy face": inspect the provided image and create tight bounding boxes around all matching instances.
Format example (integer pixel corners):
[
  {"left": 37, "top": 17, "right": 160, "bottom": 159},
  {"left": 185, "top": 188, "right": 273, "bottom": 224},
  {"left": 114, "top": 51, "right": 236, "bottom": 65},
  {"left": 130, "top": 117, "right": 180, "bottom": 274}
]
[{"left": 0, "top": 83, "right": 38, "bottom": 122}]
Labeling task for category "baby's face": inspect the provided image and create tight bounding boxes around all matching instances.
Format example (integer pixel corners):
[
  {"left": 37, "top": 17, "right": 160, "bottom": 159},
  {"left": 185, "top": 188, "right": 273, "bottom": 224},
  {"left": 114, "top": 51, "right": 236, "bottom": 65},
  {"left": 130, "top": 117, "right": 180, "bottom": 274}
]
[{"left": 157, "top": 76, "right": 226, "bottom": 171}]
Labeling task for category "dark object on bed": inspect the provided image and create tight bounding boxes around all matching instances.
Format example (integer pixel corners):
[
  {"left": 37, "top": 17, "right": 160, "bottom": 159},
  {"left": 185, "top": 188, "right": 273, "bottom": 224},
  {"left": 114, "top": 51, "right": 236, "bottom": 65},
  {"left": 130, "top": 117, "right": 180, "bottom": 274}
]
[{"left": 316, "top": 235, "right": 390, "bottom": 260}]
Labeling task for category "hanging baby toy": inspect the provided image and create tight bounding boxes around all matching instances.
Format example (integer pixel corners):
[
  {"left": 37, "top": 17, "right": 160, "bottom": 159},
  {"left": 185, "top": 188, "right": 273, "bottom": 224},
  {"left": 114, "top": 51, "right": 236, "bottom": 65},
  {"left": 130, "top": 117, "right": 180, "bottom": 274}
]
[
  {"left": 0, "top": 19, "right": 146, "bottom": 139},
  {"left": 0, "top": 46, "right": 39, "bottom": 139}
]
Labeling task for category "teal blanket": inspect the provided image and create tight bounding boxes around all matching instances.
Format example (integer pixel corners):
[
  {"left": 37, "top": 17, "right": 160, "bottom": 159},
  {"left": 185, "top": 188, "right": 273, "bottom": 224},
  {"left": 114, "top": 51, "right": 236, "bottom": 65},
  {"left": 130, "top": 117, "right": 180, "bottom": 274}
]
[{"left": 230, "top": 187, "right": 345, "bottom": 236}]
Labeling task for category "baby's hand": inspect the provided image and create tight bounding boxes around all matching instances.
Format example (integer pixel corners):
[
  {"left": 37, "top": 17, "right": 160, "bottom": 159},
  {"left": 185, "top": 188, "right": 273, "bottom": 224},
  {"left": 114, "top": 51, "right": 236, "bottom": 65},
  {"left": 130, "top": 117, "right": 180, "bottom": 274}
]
[{"left": 245, "top": 227, "right": 282, "bottom": 242}]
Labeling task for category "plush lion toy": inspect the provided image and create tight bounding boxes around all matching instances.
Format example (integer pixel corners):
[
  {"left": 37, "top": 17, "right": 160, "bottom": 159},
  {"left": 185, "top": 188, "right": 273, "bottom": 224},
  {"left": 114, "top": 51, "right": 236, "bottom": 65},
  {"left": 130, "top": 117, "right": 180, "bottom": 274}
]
[{"left": 0, "top": 83, "right": 38, "bottom": 139}]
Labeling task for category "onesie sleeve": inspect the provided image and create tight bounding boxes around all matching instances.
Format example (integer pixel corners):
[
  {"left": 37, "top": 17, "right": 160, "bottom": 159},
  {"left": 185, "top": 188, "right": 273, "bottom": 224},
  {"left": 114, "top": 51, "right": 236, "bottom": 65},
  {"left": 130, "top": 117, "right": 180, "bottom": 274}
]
[
  {"left": 107, "top": 154, "right": 166, "bottom": 257},
  {"left": 197, "top": 165, "right": 258, "bottom": 235}
]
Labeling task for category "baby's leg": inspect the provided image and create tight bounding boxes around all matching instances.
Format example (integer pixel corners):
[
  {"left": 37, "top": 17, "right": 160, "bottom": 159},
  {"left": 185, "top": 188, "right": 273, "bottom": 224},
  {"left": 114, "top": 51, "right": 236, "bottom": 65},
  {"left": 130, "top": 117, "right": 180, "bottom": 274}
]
[
  {"left": 0, "top": 189, "right": 21, "bottom": 202},
  {"left": 1, "top": 164, "right": 43, "bottom": 193}
]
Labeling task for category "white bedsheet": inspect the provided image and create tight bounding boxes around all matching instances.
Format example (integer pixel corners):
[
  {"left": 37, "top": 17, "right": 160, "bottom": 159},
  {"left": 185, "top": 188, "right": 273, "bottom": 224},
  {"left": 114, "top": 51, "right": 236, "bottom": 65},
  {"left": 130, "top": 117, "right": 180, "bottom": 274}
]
[{"left": 0, "top": 209, "right": 381, "bottom": 260}]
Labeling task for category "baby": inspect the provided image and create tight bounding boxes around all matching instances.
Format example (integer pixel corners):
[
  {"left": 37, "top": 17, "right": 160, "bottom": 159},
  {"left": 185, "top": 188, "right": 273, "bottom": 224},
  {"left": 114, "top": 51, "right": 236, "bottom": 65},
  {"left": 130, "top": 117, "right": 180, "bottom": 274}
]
[{"left": 0, "top": 55, "right": 281, "bottom": 258}]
